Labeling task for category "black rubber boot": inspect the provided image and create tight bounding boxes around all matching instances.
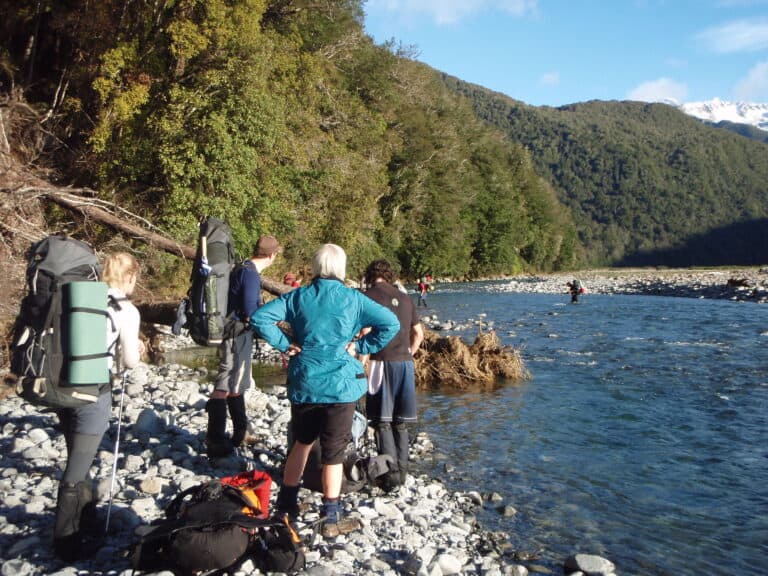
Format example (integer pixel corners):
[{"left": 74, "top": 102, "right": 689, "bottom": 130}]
[
  {"left": 374, "top": 422, "right": 397, "bottom": 462},
  {"left": 54, "top": 481, "right": 100, "bottom": 561},
  {"left": 206, "top": 398, "right": 233, "bottom": 457},
  {"left": 227, "top": 394, "right": 248, "bottom": 448},
  {"left": 393, "top": 421, "right": 410, "bottom": 484},
  {"left": 374, "top": 423, "right": 403, "bottom": 493}
]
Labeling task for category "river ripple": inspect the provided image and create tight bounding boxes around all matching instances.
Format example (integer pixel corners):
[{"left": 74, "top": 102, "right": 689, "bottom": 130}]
[{"left": 415, "top": 286, "right": 768, "bottom": 576}]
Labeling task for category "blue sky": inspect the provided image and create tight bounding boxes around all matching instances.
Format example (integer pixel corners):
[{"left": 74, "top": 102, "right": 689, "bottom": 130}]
[{"left": 363, "top": 0, "right": 768, "bottom": 107}]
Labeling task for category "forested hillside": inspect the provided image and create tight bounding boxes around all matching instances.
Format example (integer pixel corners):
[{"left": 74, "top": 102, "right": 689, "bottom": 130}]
[
  {"left": 445, "top": 76, "right": 768, "bottom": 266},
  {"left": 707, "top": 120, "right": 768, "bottom": 145},
  {"left": 0, "top": 0, "right": 578, "bottom": 292}
]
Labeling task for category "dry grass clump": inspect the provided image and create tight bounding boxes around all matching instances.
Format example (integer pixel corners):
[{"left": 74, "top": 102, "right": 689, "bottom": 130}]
[{"left": 415, "top": 329, "right": 529, "bottom": 391}]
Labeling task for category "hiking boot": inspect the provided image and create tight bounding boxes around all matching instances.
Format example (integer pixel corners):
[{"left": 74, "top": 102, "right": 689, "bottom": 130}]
[
  {"left": 321, "top": 516, "right": 362, "bottom": 539},
  {"left": 205, "top": 436, "right": 235, "bottom": 458},
  {"left": 54, "top": 531, "right": 103, "bottom": 561},
  {"left": 54, "top": 481, "right": 102, "bottom": 561},
  {"left": 79, "top": 498, "right": 103, "bottom": 535}
]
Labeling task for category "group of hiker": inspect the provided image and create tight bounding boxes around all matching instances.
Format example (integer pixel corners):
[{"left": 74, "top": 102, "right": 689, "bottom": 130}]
[
  {"left": 14, "top": 232, "right": 426, "bottom": 561},
  {"left": 205, "top": 238, "right": 424, "bottom": 539}
]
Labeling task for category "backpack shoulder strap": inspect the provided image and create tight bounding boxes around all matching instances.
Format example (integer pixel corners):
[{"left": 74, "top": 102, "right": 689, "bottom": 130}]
[
  {"left": 106, "top": 294, "right": 128, "bottom": 361},
  {"left": 165, "top": 483, "right": 207, "bottom": 519},
  {"left": 108, "top": 294, "right": 129, "bottom": 311},
  {"left": 232, "top": 259, "right": 256, "bottom": 277}
]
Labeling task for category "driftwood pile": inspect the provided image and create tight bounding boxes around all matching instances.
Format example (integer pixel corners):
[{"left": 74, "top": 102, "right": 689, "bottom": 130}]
[{"left": 415, "top": 329, "right": 529, "bottom": 390}]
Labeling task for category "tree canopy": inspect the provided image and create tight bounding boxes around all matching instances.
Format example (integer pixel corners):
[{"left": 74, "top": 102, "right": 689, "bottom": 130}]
[{"left": 1, "top": 0, "right": 578, "bottom": 289}]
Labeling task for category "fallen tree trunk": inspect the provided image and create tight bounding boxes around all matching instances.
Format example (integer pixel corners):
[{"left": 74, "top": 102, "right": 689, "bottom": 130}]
[
  {"left": 47, "top": 191, "right": 194, "bottom": 258},
  {"left": 137, "top": 277, "right": 291, "bottom": 324},
  {"left": 12, "top": 185, "right": 196, "bottom": 258},
  {"left": 5, "top": 184, "right": 291, "bottom": 301}
]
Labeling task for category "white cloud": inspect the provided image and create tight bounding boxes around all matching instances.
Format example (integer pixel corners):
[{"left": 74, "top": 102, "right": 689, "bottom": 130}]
[
  {"left": 697, "top": 18, "right": 768, "bottom": 53},
  {"left": 734, "top": 60, "right": 768, "bottom": 100},
  {"left": 366, "top": 0, "right": 537, "bottom": 25},
  {"left": 626, "top": 78, "right": 688, "bottom": 103},
  {"left": 539, "top": 71, "right": 560, "bottom": 86}
]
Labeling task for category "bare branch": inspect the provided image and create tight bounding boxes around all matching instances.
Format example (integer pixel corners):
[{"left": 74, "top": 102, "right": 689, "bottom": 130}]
[
  {"left": 0, "top": 219, "right": 42, "bottom": 243},
  {"left": 8, "top": 184, "right": 196, "bottom": 259}
]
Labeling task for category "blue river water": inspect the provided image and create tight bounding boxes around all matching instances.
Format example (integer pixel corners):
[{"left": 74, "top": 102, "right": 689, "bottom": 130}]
[{"left": 412, "top": 282, "right": 768, "bottom": 575}]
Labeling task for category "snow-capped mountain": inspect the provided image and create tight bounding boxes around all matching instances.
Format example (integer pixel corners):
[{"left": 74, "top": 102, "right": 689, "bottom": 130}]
[{"left": 678, "top": 98, "right": 768, "bottom": 132}]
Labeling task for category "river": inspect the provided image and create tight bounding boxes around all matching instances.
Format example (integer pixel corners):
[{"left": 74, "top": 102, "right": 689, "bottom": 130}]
[{"left": 415, "top": 282, "right": 768, "bottom": 575}]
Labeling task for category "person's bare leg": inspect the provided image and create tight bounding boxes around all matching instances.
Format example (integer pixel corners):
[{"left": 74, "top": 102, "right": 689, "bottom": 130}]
[
  {"left": 284, "top": 441, "right": 313, "bottom": 485},
  {"left": 321, "top": 463, "right": 343, "bottom": 499}
]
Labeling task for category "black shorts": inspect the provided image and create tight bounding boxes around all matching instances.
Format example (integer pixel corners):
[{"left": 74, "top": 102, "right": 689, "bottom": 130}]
[{"left": 291, "top": 402, "right": 355, "bottom": 465}]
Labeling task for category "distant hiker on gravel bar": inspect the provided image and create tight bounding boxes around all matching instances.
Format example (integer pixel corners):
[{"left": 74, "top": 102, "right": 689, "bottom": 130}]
[
  {"left": 205, "top": 235, "right": 281, "bottom": 458},
  {"left": 55, "top": 252, "right": 144, "bottom": 561},
  {"left": 363, "top": 259, "right": 424, "bottom": 492},
  {"left": 250, "top": 244, "right": 400, "bottom": 538}
]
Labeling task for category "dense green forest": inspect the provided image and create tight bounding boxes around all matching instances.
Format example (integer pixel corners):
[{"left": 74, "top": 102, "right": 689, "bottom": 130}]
[
  {"left": 708, "top": 120, "right": 768, "bottom": 145},
  {"left": 0, "top": 0, "right": 578, "bottom": 290},
  {"left": 444, "top": 76, "right": 768, "bottom": 266}
]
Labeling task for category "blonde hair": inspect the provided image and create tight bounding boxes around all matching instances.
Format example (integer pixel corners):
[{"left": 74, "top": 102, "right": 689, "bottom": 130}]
[
  {"left": 102, "top": 252, "right": 140, "bottom": 293},
  {"left": 311, "top": 244, "right": 346, "bottom": 280}
]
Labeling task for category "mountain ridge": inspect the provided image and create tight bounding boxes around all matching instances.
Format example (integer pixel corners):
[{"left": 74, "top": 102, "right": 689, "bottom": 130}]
[
  {"left": 442, "top": 75, "right": 768, "bottom": 267},
  {"left": 678, "top": 98, "right": 768, "bottom": 132}
]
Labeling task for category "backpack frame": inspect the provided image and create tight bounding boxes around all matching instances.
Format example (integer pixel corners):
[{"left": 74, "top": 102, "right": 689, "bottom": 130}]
[
  {"left": 11, "top": 235, "right": 116, "bottom": 409},
  {"left": 187, "top": 217, "right": 237, "bottom": 346}
]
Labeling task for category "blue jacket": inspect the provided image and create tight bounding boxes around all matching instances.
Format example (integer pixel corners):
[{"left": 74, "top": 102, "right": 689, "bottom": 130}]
[{"left": 250, "top": 278, "right": 400, "bottom": 404}]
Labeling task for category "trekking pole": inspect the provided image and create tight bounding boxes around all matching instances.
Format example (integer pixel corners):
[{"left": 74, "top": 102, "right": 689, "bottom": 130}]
[{"left": 105, "top": 370, "right": 128, "bottom": 533}]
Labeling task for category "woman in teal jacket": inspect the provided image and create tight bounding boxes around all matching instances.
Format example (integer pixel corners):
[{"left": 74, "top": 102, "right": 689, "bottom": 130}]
[{"left": 250, "top": 243, "right": 399, "bottom": 537}]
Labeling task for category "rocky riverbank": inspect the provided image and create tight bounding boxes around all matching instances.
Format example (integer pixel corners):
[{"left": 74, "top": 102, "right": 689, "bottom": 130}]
[
  {"left": 471, "top": 267, "right": 768, "bottom": 303},
  {"left": 0, "top": 351, "right": 616, "bottom": 576}
]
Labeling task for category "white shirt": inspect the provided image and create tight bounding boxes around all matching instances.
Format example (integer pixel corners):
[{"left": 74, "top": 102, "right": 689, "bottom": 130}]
[{"left": 107, "top": 287, "right": 142, "bottom": 372}]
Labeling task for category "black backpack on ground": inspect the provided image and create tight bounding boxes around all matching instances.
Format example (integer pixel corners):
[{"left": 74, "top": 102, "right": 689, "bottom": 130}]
[
  {"left": 11, "top": 235, "right": 115, "bottom": 409},
  {"left": 187, "top": 217, "right": 236, "bottom": 346},
  {"left": 130, "top": 475, "right": 305, "bottom": 575},
  {"left": 300, "top": 443, "right": 396, "bottom": 494},
  {"left": 292, "top": 411, "right": 396, "bottom": 494}
]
